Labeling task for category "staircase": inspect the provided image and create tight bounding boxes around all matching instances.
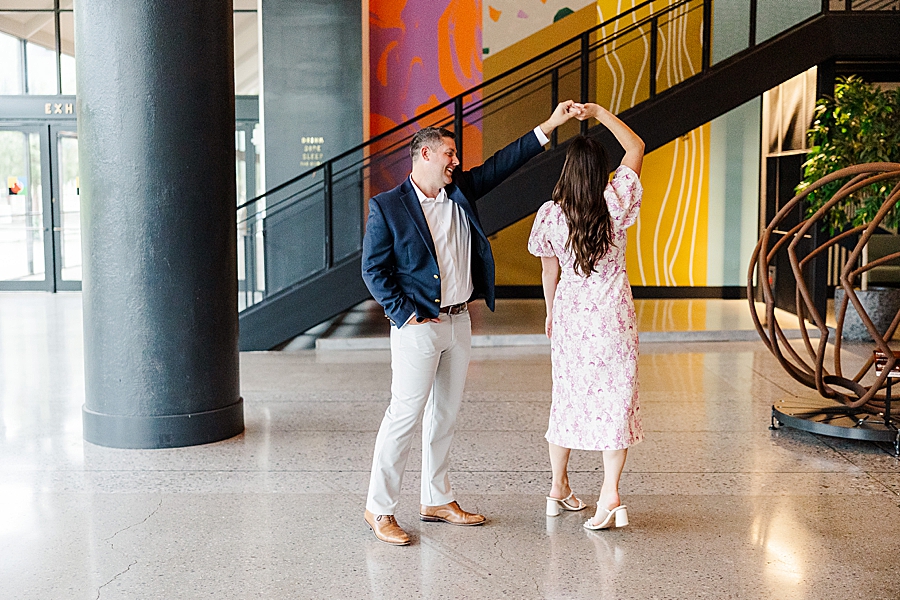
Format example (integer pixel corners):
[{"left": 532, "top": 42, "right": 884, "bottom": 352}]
[{"left": 237, "top": 0, "right": 900, "bottom": 351}]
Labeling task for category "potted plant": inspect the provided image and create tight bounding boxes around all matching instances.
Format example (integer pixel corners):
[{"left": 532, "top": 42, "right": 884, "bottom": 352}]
[{"left": 798, "top": 75, "right": 900, "bottom": 341}]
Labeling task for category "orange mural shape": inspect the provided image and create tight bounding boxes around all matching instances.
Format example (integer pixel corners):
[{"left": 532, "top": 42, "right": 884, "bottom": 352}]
[
  {"left": 369, "top": 113, "right": 400, "bottom": 142},
  {"left": 415, "top": 94, "right": 452, "bottom": 122},
  {"left": 376, "top": 41, "right": 399, "bottom": 87},
  {"left": 412, "top": 94, "right": 483, "bottom": 167},
  {"left": 370, "top": 1, "right": 408, "bottom": 31},
  {"left": 489, "top": 6, "right": 501, "bottom": 21},
  {"left": 438, "top": 0, "right": 483, "bottom": 98}
]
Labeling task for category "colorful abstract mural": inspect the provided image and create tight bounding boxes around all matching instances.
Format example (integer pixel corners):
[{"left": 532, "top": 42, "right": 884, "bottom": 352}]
[
  {"left": 481, "top": 0, "right": 596, "bottom": 55},
  {"left": 368, "top": 0, "right": 484, "bottom": 193}
]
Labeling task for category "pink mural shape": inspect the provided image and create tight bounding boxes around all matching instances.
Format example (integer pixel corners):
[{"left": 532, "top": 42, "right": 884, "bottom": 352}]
[{"left": 369, "top": 0, "right": 484, "bottom": 194}]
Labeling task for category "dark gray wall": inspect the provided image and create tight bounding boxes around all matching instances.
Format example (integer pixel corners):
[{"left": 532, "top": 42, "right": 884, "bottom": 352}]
[{"left": 261, "top": 0, "right": 363, "bottom": 296}]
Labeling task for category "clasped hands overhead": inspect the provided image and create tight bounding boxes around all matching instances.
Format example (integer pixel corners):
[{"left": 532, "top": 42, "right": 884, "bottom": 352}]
[{"left": 540, "top": 100, "right": 609, "bottom": 135}]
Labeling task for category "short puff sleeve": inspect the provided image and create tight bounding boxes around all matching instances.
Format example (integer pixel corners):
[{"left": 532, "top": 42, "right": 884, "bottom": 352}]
[
  {"left": 604, "top": 165, "right": 642, "bottom": 228},
  {"left": 528, "top": 201, "right": 557, "bottom": 257}
]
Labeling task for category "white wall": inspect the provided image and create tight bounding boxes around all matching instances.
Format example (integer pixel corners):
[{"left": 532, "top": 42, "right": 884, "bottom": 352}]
[{"left": 707, "top": 98, "right": 761, "bottom": 286}]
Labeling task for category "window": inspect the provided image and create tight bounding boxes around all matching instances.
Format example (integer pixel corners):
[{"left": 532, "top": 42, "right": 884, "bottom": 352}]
[
  {"left": 0, "top": 9, "right": 66, "bottom": 95},
  {"left": 234, "top": 8, "right": 259, "bottom": 95},
  {"left": 0, "top": 31, "right": 23, "bottom": 94},
  {"left": 0, "top": 6, "right": 257, "bottom": 96},
  {"left": 25, "top": 40, "right": 57, "bottom": 94},
  {"left": 59, "top": 11, "right": 75, "bottom": 94}
]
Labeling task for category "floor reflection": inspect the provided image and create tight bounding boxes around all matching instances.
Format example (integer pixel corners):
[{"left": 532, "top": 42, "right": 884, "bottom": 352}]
[
  {"left": 364, "top": 540, "right": 399, "bottom": 600},
  {"left": 4, "top": 292, "right": 900, "bottom": 598},
  {"left": 586, "top": 530, "right": 626, "bottom": 600},
  {"left": 752, "top": 498, "right": 807, "bottom": 590}
]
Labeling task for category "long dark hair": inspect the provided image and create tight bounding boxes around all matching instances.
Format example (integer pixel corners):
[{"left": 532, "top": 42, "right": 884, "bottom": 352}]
[{"left": 552, "top": 135, "right": 612, "bottom": 276}]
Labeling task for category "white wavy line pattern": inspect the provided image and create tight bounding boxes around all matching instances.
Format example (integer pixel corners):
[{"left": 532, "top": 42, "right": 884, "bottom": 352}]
[{"left": 598, "top": 0, "right": 705, "bottom": 286}]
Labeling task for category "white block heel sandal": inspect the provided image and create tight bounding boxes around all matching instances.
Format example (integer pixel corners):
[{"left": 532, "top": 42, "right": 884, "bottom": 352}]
[
  {"left": 545, "top": 492, "right": 587, "bottom": 516},
  {"left": 583, "top": 505, "right": 628, "bottom": 530}
]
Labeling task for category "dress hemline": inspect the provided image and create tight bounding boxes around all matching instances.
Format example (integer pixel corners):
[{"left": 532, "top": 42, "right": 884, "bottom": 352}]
[{"left": 544, "top": 433, "right": 644, "bottom": 452}]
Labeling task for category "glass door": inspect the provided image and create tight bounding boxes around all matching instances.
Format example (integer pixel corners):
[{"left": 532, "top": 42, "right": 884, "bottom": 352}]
[
  {"left": 51, "top": 126, "right": 80, "bottom": 290},
  {"left": 0, "top": 125, "right": 51, "bottom": 290},
  {"left": 0, "top": 123, "right": 79, "bottom": 291}
]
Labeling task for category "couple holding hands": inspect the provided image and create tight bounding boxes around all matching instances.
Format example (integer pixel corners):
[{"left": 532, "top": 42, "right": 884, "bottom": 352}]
[{"left": 361, "top": 100, "right": 645, "bottom": 545}]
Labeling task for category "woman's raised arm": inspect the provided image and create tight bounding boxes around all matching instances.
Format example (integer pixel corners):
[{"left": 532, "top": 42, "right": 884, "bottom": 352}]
[{"left": 574, "top": 103, "right": 644, "bottom": 176}]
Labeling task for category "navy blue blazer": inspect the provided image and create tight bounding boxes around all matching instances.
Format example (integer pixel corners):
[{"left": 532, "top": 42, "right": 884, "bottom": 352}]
[{"left": 362, "top": 131, "right": 544, "bottom": 327}]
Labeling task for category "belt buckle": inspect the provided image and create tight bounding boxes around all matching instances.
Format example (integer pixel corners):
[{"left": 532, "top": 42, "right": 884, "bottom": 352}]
[{"left": 449, "top": 302, "right": 467, "bottom": 315}]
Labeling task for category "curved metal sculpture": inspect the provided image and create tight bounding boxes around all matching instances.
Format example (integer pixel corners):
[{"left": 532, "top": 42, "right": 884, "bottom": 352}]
[{"left": 749, "top": 163, "right": 900, "bottom": 428}]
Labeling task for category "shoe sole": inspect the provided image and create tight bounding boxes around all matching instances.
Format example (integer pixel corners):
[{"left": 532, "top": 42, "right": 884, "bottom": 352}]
[
  {"left": 366, "top": 523, "right": 411, "bottom": 545},
  {"left": 419, "top": 515, "right": 486, "bottom": 526}
]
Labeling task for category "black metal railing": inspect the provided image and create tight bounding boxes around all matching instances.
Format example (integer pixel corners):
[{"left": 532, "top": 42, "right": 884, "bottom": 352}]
[
  {"left": 827, "top": 0, "right": 900, "bottom": 10},
  {"left": 236, "top": 0, "right": 893, "bottom": 312}
]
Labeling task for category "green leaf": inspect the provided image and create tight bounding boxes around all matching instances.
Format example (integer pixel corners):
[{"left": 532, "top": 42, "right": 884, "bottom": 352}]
[{"left": 800, "top": 76, "right": 900, "bottom": 233}]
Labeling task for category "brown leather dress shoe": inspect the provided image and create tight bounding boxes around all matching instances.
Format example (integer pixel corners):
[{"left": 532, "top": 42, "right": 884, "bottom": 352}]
[
  {"left": 419, "top": 501, "right": 486, "bottom": 526},
  {"left": 364, "top": 510, "right": 410, "bottom": 545}
]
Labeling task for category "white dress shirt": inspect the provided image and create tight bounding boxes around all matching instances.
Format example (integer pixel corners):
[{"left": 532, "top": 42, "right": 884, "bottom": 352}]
[
  {"left": 407, "top": 126, "right": 549, "bottom": 322},
  {"left": 410, "top": 179, "right": 474, "bottom": 310}
]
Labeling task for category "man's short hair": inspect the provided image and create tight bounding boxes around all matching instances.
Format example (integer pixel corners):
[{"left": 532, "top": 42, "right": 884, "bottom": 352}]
[{"left": 410, "top": 127, "right": 455, "bottom": 161}]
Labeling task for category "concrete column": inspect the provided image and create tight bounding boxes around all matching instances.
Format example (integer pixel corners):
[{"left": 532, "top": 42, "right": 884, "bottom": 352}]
[{"left": 76, "top": 0, "right": 243, "bottom": 448}]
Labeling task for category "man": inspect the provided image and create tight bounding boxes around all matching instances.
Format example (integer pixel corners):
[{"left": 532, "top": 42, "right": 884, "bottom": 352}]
[{"left": 361, "top": 101, "right": 578, "bottom": 545}]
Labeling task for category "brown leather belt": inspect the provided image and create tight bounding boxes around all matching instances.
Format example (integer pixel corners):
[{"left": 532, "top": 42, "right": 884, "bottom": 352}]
[{"left": 439, "top": 302, "right": 468, "bottom": 315}]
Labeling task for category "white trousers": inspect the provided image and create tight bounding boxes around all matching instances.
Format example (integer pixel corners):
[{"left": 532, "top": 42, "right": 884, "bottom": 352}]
[{"left": 365, "top": 310, "right": 472, "bottom": 515}]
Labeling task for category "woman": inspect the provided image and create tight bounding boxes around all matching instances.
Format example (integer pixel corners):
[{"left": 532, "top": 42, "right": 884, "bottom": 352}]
[{"left": 527, "top": 102, "right": 644, "bottom": 530}]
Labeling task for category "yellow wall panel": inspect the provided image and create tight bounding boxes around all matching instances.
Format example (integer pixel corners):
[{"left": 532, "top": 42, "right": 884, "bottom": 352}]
[
  {"left": 481, "top": 4, "right": 598, "bottom": 160},
  {"left": 492, "top": 218, "right": 543, "bottom": 286},
  {"left": 497, "top": 123, "right": 712, "bottom": 288},
  {"left": 627, "top": 125, "right": 709, "bottom": 286},
  {"left": 483, "top": 4, "right": 598, "bottom": 79},
  {"left": 595, "top": 0, "right": 703, "bottom": 113},
  {"left": 595, "top": 0, "right": 654, "bottom": 113}
]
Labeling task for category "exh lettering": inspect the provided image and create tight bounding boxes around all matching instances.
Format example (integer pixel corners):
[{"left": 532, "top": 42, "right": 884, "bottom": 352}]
[{"left": 44, "top": 103, "right": 74, "bottom": 115}]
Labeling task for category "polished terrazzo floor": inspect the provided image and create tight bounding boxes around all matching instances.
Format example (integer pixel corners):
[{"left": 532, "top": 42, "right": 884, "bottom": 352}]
[{"left": 3, "top": 293, "right": 900, "bottom": 599}]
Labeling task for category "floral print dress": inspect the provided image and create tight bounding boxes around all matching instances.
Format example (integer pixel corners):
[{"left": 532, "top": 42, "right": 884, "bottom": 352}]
[{"left": 527, "top": 165, "right": 644, "bottom": 451}]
